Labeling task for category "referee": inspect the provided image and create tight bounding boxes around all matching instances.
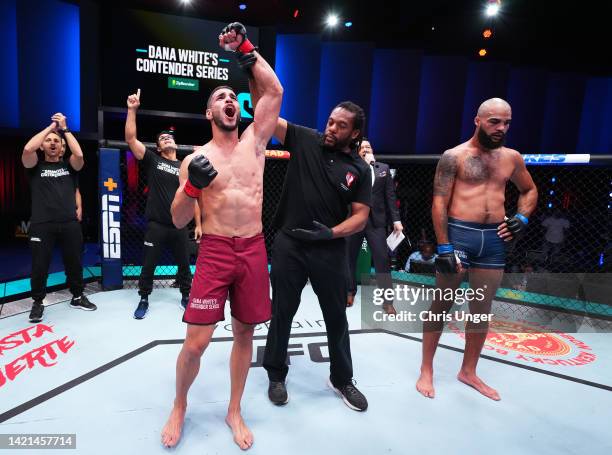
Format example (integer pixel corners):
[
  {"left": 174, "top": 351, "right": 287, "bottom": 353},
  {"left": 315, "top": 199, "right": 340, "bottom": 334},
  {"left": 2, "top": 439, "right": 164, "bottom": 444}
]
[{"left": 263, "top": 101, "right": 371, "bottom": 411}]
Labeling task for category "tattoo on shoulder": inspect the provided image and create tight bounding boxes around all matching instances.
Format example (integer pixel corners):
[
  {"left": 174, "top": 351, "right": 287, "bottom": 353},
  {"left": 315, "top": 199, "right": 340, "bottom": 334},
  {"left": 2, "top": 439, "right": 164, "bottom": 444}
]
[{"left": 433, "top": 153, "right": 458, "bottom": 196}]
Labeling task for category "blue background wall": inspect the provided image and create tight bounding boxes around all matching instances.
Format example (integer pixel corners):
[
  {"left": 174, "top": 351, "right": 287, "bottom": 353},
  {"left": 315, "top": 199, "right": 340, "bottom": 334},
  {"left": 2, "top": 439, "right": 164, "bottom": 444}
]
[
  {"left": 275, "top": 34, "right": 612, "bottom": 155},
  {"left": 1, "top": 0, "right": 80, "bottom": 131},
  {"left": 0, "top": 0, "right": 19, "bottom": 128},
  {"left": 1, "top": 1, "right": 611, "bottom": 154}
]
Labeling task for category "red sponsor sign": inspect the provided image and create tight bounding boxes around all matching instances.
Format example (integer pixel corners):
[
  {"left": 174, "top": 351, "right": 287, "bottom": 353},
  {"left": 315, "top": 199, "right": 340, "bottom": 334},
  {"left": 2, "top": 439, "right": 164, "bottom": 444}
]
[
  {"left": 449, "top": 319, "right": 596, "bottom": 367},
  {"left": 265, "top": 150, "right": 291, "bottom": 160},
  {"left": 0, "top": 324, "right": 75, "bottom": 388}
]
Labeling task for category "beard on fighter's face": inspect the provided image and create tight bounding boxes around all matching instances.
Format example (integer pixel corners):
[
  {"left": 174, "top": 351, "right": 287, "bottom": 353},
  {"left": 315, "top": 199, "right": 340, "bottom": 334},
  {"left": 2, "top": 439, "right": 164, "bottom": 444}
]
[{"left": 477, "top": 127, "right": 506, "bottom": 149}]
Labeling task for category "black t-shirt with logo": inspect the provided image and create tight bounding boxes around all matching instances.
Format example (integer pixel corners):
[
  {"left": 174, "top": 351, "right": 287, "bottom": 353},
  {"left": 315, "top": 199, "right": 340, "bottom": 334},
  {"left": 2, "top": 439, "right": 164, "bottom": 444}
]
[
  {"left": 273, "top": 122, "right": 372, "bottom": 232},
  {"left": 29, "top": 160, "right": 78, "bottom": 224},
  {"left": 142, "top": 150, "right": 181, "bottom": 226}
]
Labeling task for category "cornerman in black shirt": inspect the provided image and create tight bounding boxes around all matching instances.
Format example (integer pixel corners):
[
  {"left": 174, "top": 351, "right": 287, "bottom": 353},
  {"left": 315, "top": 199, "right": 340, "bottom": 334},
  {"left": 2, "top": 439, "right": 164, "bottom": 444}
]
[
  {"left": 125, "top": 90, "right": 201, "bottom": 319},
  {"left": 22, "top": 113, "right": 97, "bottom": 323},
  {"left": 263, "top": 101, "right": 372, "bottom": 411}
]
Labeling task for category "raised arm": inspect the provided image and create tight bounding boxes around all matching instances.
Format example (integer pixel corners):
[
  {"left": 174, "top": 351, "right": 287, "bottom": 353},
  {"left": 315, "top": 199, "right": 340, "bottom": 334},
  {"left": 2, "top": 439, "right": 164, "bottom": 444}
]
[
  {"left": 431, "top": 151, "right": 458, "bottom": 245},
  {"left": 22, "top": 123, "right": 56, "bottom": 168},
  {"left": 248, "top": 51, "right": 283, "bottom": 147},
  {"left": 219, "top": 24, "right": 283, "bottom": 149},
  {"left": 125, "top": 89, "right": 146, "bottom": 160},
  {"left": 274, "top": 118, "right": 289, "bottom": 145},
  {"left": 247, "top": 79, "right": 288, "bottom": 146}
]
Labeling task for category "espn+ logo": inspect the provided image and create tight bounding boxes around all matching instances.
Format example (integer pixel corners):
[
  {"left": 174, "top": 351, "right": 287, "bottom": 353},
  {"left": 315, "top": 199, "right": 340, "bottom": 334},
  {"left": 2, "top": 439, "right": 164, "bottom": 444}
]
[{"left": 102, "top": 194, "right": 120, "bottom": 259}]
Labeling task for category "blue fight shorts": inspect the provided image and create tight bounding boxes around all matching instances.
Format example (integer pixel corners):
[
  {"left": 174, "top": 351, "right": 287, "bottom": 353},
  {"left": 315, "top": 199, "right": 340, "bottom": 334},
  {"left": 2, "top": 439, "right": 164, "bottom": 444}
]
[{"left": 447, "top": 217, "right": 506, "bottom": 269}]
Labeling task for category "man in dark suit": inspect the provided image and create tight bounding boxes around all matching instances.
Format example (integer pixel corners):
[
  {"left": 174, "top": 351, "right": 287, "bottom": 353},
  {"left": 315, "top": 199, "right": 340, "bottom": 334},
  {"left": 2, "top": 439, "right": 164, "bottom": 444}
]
[{"left": 347, "top": 139, "right": 404, "bottom": 313}]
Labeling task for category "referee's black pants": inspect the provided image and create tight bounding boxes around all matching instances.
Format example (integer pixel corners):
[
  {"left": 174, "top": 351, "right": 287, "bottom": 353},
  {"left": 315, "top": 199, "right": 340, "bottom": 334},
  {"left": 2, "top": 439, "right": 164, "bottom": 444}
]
[
  {"left": 138, "top": 221, "right": 192, "bottom": 297},
  {"left": 263, "top": 231, "right": 353, "bottom": 387},
  {"left": 30, "top": 220, "right": 83, "bottom": 301}
]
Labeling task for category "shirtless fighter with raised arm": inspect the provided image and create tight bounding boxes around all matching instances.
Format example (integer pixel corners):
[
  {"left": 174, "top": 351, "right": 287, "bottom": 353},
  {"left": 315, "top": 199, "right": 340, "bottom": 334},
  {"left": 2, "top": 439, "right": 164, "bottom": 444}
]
[{"left": 161, "top": 22, "right": 282, "bottom": 450}]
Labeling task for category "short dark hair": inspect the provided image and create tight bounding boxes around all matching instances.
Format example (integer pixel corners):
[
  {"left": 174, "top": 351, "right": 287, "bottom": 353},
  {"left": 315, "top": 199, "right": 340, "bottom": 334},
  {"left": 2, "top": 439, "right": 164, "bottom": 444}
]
[
  {"left": 155, "top": 129, "right": 175, "bottom": 147},
  {"left": 206, "top": 85, "right": 235, "bottom": 109},
  {"left": 334, "top": 101, "right": 366, "bottom": 149}
]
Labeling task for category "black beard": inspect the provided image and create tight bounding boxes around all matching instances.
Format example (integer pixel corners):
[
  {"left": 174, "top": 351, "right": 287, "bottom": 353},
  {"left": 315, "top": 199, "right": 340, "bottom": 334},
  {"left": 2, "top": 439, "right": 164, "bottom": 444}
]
[
  {"left": 322, "top": 136, "right": 352, "bottom": 152},
  {"left": 213, "top": 114, "right": 239, "bottom": 132},
  {"left": 477, "top": 128, "right": 505, "bottom": 149}
]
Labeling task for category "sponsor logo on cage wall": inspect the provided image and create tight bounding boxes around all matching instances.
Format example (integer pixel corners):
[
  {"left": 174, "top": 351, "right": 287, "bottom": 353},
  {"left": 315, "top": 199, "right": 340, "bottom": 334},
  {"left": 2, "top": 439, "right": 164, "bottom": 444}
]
[{"left": 102, "top": 194, "right": 121, "bottom": 259}]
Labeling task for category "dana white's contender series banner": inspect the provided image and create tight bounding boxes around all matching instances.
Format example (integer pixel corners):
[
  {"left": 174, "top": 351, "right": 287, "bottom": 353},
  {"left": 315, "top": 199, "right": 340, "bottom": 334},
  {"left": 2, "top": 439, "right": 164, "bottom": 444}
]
[
  {"left": 522, "top": 154, "right": 591, "bottom": 165},
  {"left": 101, "top": 8, "right": 260, "bottom": 116}
]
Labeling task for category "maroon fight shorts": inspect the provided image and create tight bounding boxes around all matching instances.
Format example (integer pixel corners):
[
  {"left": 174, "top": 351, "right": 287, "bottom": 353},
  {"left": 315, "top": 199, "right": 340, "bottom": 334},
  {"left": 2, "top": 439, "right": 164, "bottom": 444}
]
[{"left": 183, "top": 233, "right": 271, "bottom": 325}]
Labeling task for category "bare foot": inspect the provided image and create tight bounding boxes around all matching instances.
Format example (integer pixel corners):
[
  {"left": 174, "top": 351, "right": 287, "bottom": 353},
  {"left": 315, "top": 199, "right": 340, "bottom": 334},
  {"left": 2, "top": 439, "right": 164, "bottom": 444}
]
[
  {"left": 383, "top": 303, "right": 397, "bottom": 315},
  {"left": 416, "top": 369, "right": 435, "bottom": 398},
  {"left": 161, "top": 404, "right": 186, "bottom": 447},
  {"left": 457, "top": 371, "right": 501, "bottom": 401},
  {"left": 225, "top": 411, "right": 254, "bottom": 450}
]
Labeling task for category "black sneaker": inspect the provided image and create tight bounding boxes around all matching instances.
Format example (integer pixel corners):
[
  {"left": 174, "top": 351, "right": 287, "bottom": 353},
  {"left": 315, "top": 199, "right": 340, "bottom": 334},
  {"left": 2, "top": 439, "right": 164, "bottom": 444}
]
[
  {"left": 268, "top": 381, "right": 289, "bottom": 405},
  {"left": 134, "top": 298, "right": 149, "bottom": 319},
  {"left": 180, "top": 294, "right": 188, "bottom": 310},
  {"left": 29, "top": 301, "right": 44, "bottom": 323},
  {"left": 327, "top": 377, "right": 368, "bottom": 411},
  {"left": 69, "top": 295, "right": 97, "bottom": 311}
]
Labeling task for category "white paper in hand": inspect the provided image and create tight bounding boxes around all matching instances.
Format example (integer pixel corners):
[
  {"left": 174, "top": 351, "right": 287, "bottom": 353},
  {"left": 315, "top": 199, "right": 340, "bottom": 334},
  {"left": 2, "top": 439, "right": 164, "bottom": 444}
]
[{"left": 386, "top": 231, "right": 405, "bottom": 252}]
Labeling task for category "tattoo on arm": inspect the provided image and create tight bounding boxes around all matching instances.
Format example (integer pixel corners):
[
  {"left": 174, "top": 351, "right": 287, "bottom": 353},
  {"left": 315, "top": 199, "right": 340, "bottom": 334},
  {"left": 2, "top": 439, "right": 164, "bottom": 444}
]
[{"left": 433, "top": 153, "right": 458, "bottom": 196}]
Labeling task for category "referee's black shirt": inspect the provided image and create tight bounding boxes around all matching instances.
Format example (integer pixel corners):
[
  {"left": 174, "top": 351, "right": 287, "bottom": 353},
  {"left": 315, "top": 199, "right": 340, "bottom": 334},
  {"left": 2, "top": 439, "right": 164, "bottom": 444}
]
[{"left": 273, "top": 122, "right": 372, "bottom": 232}]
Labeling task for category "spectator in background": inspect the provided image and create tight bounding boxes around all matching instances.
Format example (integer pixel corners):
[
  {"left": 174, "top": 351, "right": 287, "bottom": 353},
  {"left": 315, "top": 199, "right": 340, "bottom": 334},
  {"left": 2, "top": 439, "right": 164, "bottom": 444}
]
[
  {"left": 405, "top": 241, "right": 437, "bottom": 272},
  {"left": 541, "top": 209, "right": 570, "bottom": 260}
]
